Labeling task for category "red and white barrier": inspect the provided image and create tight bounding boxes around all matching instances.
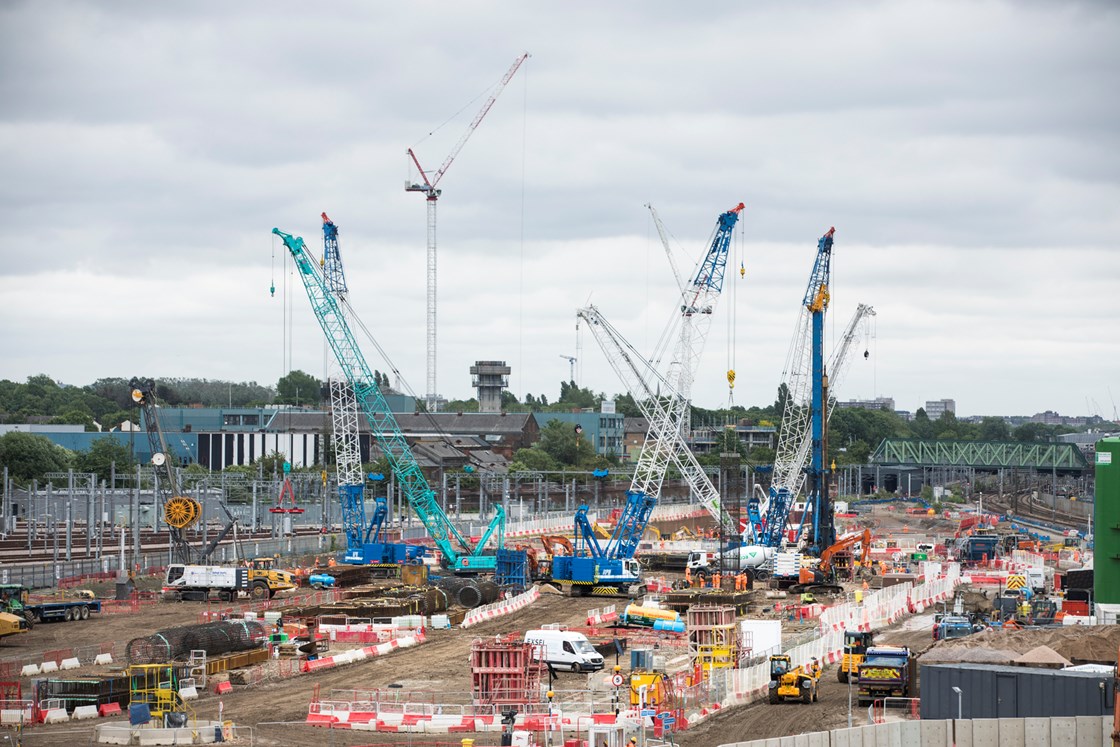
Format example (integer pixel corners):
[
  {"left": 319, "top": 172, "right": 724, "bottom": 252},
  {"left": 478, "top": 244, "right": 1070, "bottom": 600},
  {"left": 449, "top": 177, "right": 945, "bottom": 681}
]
[
  {"left": 461, "top": 586, "right": 540, "bottom": 629},
  {"left": 300, "top": 629, "right": 426, "bottom": 673}
]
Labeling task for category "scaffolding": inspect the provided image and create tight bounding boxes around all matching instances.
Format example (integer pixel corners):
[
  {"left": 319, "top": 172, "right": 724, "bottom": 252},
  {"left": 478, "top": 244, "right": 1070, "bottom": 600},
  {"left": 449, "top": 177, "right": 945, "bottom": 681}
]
[
  {"left": 470, "top": 635, "right": 543, "bottom": 706},
  {"left": 127, "top": 664, "right": 194, "bottom": 722},
  {"left": 687, "top": 605, "right": 741, "bottom": 681}
]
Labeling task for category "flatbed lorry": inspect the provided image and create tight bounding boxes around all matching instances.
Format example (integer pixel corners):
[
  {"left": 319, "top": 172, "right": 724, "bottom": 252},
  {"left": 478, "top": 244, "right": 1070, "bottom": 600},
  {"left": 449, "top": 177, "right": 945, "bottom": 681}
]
[{"left": 0, "top": 584, "right": 101, "bottom": 624}]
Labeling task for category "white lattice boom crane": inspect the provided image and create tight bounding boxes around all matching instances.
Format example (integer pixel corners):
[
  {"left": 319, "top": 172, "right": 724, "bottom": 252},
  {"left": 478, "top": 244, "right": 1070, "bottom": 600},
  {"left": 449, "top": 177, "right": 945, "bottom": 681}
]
[
  {"left": 577, "top": 201, "right": 744, "bottom": 526},
  {"left": 321, "top": 214, "right": 366, "bottom": 545},
  {"left": 577, "top": 305, "right": 724, "bottom": 522},
  {"left": 405, "top": 52, "right": 529, "bottom": 412}
]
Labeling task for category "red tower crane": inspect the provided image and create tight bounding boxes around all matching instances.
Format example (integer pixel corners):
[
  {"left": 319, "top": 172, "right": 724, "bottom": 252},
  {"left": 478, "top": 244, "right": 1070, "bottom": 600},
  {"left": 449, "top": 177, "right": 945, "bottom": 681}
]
[{"left": 406, "top": 52, "right": 529, "bottom": 412}]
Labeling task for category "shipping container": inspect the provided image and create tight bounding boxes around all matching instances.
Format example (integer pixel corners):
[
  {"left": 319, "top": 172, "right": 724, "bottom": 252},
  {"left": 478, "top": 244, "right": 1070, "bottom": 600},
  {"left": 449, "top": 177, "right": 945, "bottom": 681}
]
[{"left": 920, "top": 663, "right": 1114, "bottom": 720}]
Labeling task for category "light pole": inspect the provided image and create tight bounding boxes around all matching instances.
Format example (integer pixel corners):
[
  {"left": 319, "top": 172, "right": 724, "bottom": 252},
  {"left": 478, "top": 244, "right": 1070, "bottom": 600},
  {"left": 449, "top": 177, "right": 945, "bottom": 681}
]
[
  {"left": 952, "top": 686, "right": 963, "bottom": 719},
  {"left": 847, "top": 652, "right": 853, "bottom": 727}
]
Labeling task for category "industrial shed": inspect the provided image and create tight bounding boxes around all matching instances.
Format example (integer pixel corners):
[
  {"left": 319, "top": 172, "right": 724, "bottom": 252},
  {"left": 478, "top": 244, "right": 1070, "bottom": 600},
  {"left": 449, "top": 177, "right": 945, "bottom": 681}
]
[{"left": 920, "top": 663, "right": 1115, "bottom": 720}]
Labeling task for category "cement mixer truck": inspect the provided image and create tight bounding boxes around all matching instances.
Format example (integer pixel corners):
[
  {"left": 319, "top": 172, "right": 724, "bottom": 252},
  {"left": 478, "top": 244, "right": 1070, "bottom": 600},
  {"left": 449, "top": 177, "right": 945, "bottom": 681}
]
[{"left": 687, "top": 545, "right": 776, "bottom": 579}]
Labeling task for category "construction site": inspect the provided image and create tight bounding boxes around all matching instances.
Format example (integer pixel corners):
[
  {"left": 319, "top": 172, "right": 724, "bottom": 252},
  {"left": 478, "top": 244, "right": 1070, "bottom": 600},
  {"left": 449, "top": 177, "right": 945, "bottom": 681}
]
[{"left": 0, "top": 45, "right": 1116, "bottom": 747}]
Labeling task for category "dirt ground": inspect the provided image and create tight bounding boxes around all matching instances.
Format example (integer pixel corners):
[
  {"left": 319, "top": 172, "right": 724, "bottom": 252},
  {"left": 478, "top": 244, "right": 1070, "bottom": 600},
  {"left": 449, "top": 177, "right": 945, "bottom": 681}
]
[{"left": 1, "top": 505, "right": 1080, "bottom": 746}]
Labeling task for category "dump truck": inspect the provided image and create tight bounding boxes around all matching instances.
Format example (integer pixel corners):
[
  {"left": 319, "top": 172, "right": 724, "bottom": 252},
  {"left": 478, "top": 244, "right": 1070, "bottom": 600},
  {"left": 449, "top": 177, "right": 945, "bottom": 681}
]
[
  {"left": 838, "top": 630, "right": 873, "bottom": 683},
  {"left": 856, "top": 646, "right": 911, "bottom": 706},
  {"left": 0, "top": 584, "right": 101, "bottom": 624},
  {"left": 768, "top": 654, "right": 821, "bottom": 704}
]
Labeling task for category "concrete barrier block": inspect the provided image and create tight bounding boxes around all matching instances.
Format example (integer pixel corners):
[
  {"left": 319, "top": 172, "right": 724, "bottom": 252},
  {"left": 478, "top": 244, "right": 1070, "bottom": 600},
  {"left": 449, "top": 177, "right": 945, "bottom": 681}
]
[
  {"left": 20, "top": 664, "right": 39, "bottom": 677},
  {"left": 94, "top": 653, "right": 113, "bottom": 666},
  {"left": 178, "top": 686, "right": 198, "bottom": 701},
  {"left": 60, "top": 657, "right": 81, "bottom": 671},
  {"left": 996, "top": 717, "right": 1024, "bottom": 747},
  {"left": 39, "top": 661, "right": 59, "bottom": 674},
  {"left": 72, "top": 705, "right": 99, "bottom": 720},
  {"left": 43, "top": 708, "right": 69, "bottom": 723},
  {"left": 1073, "top": 716, "right": 1105, "bottom": 747}
]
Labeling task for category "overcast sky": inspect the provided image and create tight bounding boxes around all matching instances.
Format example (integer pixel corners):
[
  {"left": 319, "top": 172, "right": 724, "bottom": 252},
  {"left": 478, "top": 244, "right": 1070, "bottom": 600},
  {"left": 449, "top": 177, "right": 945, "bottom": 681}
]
[{"left": 2, "top": 1, "right": 1117, "bottom": 419}]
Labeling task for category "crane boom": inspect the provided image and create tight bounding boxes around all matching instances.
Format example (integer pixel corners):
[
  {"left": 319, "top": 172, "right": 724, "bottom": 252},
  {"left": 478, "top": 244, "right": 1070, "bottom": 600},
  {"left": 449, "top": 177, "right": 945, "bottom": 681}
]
[
  {"left": 404, "top": 52, "right": 529, "bottom": 412},
  {"left": 129, "top": 377, "right": 197, "bottom": 564},
  {"left": 577, "top": 305, "right": 727, "bottom": 526},
  {"left": 272, "top": 227, "right": 504, "bottom": 572},
  {"left": 319, "top": 214, "right": 369, "bottom": 558},
  {"left": 578, "top": 203, "right": 743, "bottom": 529}
]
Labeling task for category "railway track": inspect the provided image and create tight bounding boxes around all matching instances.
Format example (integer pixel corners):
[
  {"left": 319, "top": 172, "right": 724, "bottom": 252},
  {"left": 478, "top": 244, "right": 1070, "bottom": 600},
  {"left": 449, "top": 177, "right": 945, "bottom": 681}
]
[{"left": 0, "top": 527, "right": 329, "bottom": 565}]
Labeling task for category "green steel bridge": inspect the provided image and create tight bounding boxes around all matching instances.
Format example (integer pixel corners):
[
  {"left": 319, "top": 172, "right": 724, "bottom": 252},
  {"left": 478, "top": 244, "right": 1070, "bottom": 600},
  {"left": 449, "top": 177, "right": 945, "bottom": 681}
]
[{"left": 870, "top": 438, "right": 1089, "bottom": 471}]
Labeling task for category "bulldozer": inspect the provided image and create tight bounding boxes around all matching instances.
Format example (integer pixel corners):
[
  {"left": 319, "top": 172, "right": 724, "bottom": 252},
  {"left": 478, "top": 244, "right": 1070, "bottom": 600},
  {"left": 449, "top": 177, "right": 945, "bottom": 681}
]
[{"left": 768, "top": 654, "right": 820, "bottom": 704}]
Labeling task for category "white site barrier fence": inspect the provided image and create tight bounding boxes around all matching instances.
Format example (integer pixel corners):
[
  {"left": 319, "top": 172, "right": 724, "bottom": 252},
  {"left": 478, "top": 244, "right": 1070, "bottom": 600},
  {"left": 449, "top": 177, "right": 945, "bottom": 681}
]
[{"left": 715, "top": 565, "right": 962, "bottom": 715}]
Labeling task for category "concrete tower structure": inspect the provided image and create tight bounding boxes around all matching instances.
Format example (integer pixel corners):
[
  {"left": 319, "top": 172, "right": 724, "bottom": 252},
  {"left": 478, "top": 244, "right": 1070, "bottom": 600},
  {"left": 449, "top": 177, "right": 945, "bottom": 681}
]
[{"left": 471, "top": 361, "right": 511, "bottom": 414}]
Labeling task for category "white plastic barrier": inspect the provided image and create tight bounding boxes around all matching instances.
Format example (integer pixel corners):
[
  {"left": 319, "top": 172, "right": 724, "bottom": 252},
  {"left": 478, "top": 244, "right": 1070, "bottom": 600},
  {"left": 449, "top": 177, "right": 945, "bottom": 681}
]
[
  {"left": 178, "top": 686, "right": 198, "bottom": 701},
  {"left": 20, "top": 664, "right": 39, "bottom": 677},
  {"left": 42, "top": 708, "right": 69, "bottom": 723},
  {"left": 39, "top": 661, "right": 58, "bottom": 674},
  {"left": 94, "top": 653, "right": 113, "bottom": 666},
  {"left": 717, "top": 566, "right": 962, "bottom": 712},
  {"left": 73, "top": 705, "right": 99, "bottom": 720},
  {"left": 60, "top": 657, "right": 81, "bottom": 671}
]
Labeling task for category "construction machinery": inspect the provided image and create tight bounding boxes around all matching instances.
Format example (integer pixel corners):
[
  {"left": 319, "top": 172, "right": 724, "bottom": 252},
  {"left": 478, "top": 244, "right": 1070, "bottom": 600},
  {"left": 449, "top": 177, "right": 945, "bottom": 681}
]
[
  {"left": 273, "top": 226, "right": 505, "bottom": 573},
  {"left": 818, "top": 529, "right": 873, "bottom": 581},
  {"left": 748, "top": 224, "right": 874, "bottom": 555},
  {"left": 550, "top": 501, "right": 645, "bottom": 594},
  {"left": 320, "top": 214, "right": 424, "bottom": 568},
  {"left": 578, "top": 203, "right": 745, "bottom": 540},
  {"left": 405, "top": 52, "right": 529, "bottom": 411},
  {"left": 129, "top": 377, "right": 201, "bottom": 564},
  {"left": 768, "top": 654, "right": 821, "bottom": 704},
  {"left": 163, "top": 562, "right": 297, "bottom": 601},
  {"left": 856, "top": 646, "right": 912, "bottom": 706},
  {"left": 0, "top": 583, "right": 101, "bottom": 624},
  {"left": 837, "top": 631, "right": 873, "bottom": 683},
  {"left": 0, "top": 611, "right": 29, "bottom": 642}
]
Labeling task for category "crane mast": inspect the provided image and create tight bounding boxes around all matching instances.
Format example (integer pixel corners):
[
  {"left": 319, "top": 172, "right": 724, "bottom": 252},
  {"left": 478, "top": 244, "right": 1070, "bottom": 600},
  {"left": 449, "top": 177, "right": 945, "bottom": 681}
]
[
  {"left": 405, "top": 52, "right": 529, "bottom": 412},
  {"left": 320, "top": 214, "right": 368, "bottom": 559},
  {"left": 272, "top": 227, "right": 505, "bottom": 572},
  {"left": 756, "top": 228, "right": 836, "bottom": 553},
  {"left": 129, "top": 377, "right": 198, "bottom": 565}
]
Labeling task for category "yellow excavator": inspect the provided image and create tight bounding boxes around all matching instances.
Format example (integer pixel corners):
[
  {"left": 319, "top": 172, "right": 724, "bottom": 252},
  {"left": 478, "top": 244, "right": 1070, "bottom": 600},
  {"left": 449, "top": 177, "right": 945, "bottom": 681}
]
[{"left": 768, "top": 654, "right": 821, "bottom": 704}]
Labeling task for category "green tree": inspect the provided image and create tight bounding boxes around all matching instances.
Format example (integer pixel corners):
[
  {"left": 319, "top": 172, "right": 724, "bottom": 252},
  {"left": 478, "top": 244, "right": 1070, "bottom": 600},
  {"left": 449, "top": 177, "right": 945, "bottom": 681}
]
[
  {"left": 276, "top": 370, "right": 322, "bottom": 406},
  {"left": 978, "top": 417, "right": 1010, "bottom": 441},
  {"left": 613, "top": 392, "right": 642, "bottom": 418},
  {"left": 499, "top": 390, "right": 520, "bottom": 410},
  {"left": 509, "top": 447, "right": 560, "bottom": 472},
  {"left": 0, "top": 431, "right": 72, "bottom": 482},
  {"left": 537, "top": 419, "right": 596, "bottom": 466},
  {"left": 555, "top": 381, "right": 599, "bottom": 410},
  {"left": 74, "top": 438, "right": 135, "bottom": 484}
]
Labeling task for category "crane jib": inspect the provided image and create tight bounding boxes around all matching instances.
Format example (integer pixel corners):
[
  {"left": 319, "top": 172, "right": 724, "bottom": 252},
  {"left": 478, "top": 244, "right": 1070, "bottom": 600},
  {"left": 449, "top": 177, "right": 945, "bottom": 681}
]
[{"left": 273, "top": 226, "right": 503, "bottom": 569}]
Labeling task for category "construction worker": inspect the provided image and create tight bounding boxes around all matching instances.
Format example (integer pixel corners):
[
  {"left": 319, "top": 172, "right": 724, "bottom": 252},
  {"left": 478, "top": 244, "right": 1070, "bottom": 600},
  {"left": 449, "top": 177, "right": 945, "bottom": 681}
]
[
  {"left": 712, "top": 572, "right": 721, "bottom": 590},
  {"left": 810, "top": 657, "right": 821, "bottom": 677},
  {"left": 684, "top": 566, "right": 692, "bottom": 588}
]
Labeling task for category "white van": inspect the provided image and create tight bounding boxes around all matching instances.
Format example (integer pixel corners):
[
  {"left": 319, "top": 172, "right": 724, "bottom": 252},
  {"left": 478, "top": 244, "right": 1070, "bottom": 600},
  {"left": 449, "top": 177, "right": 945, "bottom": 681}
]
[{"left": 524, "top": 629, "right": 604, "bottom": 673}]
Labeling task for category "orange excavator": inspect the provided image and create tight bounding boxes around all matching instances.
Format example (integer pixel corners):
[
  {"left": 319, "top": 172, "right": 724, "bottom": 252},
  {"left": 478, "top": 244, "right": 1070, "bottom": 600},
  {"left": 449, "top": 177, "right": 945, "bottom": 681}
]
[
  {"left": 540, "top": 535, "right": 574, "bottom": 558},
  {"left": 819, "top": 529, "right": 872, "bottom": 579}
]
